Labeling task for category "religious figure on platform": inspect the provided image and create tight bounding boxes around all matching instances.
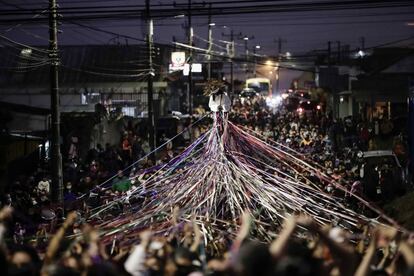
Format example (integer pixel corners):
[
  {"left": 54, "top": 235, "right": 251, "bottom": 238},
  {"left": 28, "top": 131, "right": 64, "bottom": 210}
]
[{"left": 204, "top": 79, "right": 231, "bottom": 113}]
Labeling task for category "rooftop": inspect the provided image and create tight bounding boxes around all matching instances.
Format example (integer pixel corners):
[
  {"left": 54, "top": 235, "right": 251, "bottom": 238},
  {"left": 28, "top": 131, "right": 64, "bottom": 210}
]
[{"left": 0, "top": 44, "right": 167, "bottom": 87}]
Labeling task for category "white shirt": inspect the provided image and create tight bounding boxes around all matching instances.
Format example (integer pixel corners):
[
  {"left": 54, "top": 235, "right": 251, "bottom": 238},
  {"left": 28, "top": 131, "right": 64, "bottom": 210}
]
[{"left": 209, "top": 92, "right": 231, "bottom": 112}]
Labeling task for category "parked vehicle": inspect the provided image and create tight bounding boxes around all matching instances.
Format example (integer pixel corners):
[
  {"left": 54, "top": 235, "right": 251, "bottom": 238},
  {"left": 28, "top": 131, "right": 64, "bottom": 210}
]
[
  {"left": 240, "top": 88, "right": 259, "bottom": 99},
  {"left": 359, "top": 150, "right": 406, "bottom": 201},
  {"left": 245, "top": 78, "right": 271, "bottom": 97}
]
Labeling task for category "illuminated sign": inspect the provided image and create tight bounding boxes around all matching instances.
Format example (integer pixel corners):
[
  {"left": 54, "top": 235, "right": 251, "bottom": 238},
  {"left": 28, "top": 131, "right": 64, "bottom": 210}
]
[
  {"left": 183, "top": 63, "right": 202, "bottom": 75},
  {"left": 169, "top": 51, "right": 186, "bottom": 72}
]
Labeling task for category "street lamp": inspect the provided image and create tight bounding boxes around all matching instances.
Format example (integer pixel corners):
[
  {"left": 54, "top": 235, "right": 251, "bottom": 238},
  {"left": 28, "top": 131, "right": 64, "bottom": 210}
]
[
  {"left": 238, "top": 33, "right": 254, "bottom": 78},
  {"left": 253, "top": 45, "right": 261, "bottom": 77},
  {"left": 357, "top": 50, "right": 366, "bottom": 57}
]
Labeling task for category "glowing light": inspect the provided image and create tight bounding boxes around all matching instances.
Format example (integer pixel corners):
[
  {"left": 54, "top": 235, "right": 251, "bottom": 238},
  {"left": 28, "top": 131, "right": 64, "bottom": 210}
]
[
  {"left": 21, "top": 48, "right": 32, "bottom": 55},
  {"left": 357, "top": 50, "right": 366, "bottom": 57},
  {"left": 266, "top": 95, "right": 282, "bottom": 108},
  {"left": 255, "top": 45, "right": 261, "bottom": 49},
  {"left": 265, "top": 60, "right": 273, "bottom": 66},
  {"left": 317, "top": 105, "right": 321, "bottom": 110},
  {"left": 297, "top": 107, "right": 303, "bottom": 113},
  {"left": 340, "top": 96, "right": 344, "bottom": 103},
  {"left": 281, "top": 93, "right": 289, "bottom": 99},
  {"left": 209, "top": 22, "right": 216, "bottom": 26}
]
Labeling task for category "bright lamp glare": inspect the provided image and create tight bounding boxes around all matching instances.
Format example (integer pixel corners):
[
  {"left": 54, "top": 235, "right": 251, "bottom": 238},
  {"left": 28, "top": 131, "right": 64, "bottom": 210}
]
[
  {"left": 357, "top": 50, "right": 366, "bottom": 57},
  {"left": 275, "top": 95, "right": 282, "bottom": 102},
  {"left": 21, "top": 48, "right": 32, "bottom": 55},
  {"left": 266, "top": 96, "right": 282, "bottom": 108}
]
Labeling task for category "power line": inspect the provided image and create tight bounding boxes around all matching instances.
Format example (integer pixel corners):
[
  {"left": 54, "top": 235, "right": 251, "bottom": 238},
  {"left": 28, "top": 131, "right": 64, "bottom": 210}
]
[
  {"left": 1, "top": 0, "right": 413, "bottom": 13},
  {"left": 0, "top": 33, "right": 50, "bottom": 53},
  {"left": 60, "top": 65, "right": 150, "bottom": 78},
  {"left": 1, "top": 0, "right": 414, "bottom": 23},
  {"left": 53, "top": 19, "right": 414, "bottom": 72},
  {"left": 4, "top": 9, "right": 413, "bottom": 29}
]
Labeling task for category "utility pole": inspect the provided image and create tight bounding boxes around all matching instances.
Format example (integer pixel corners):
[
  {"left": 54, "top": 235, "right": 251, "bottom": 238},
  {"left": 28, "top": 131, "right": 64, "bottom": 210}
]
[
  {"left": 327, "top": 40, "right": 337, "bottom": 118},
  {"left": 253, "top": 46, "right": 259, "bottom": 78},
  {"left": 238, "top": 33, "right": 254, "bottom": 79},
  {"left": 359, "top": 36, "right": 365, "bottom": 51},
  {"left": 146, "top": 0, "right": 156, "bottom": 163},
  {"left": 49, "top": 0, "right": 63, "bottom": 207},
  {"left": 276, "top": 37, "right": 286, "bottom": 57},
  {"left": 230, "top": 31, "right": 234, "bottom": 97},
  {"left": 275, "top": 37, "right": 286, "bottom": 93},
  {"left": 222, "top": 29, "right": 235, "bottom": 97},
  {"left": 327, "top": 41, "right": 332, "bottom": 64},
  {"left": 409, "top": 87, "right": 414, "bottom": 175},
  {"left": 188, "top": 0, "right": 193, "bottom": 115},
  {"left": 238, "top": 33, "right": 254, "bottom": 57},
  {"left": 336, "top": 41, "right": 341, "bottom": 63},
  {"left": 174, "top": 0, "right": 205, "bottom": 114},
  {"left": 207, "top": 3, "right": 212, "bottom": 80}
]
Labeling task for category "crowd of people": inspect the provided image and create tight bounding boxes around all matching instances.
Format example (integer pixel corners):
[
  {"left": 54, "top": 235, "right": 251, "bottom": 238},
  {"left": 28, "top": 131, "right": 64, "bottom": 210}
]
[
  {"left": 1, "top": 92, "right": 412, "bottom": 275},
  {"left": 1, "top": 205, "right": 414, "bottom": 276},
  {"left": 229, "top": 95, "right": 410, "bottom": 203}
]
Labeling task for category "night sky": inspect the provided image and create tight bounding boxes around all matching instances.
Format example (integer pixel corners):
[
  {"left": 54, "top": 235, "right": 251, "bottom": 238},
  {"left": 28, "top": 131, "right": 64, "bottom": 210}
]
[{"left": 1, "top": 0, "right": 414, "bottom": 88}]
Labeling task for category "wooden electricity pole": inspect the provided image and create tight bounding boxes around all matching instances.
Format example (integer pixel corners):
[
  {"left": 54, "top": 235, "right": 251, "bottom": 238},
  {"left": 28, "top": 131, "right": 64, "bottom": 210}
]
[
  {"left": 49, "top": 0, "right": 63, "bottom": 206},
  {"left": 146, "top": 0, "right": 156, "bottom": 163}
]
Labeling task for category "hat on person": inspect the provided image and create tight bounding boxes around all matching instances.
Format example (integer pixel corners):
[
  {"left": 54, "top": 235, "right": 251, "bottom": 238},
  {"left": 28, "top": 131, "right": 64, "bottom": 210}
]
[{"left": 203, "top": 79, "right": 226, "bottom": 96}]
